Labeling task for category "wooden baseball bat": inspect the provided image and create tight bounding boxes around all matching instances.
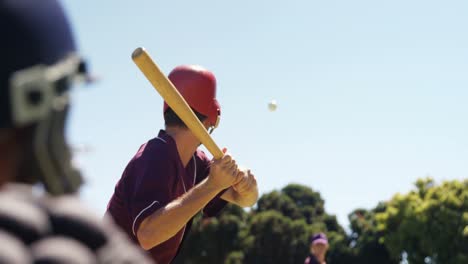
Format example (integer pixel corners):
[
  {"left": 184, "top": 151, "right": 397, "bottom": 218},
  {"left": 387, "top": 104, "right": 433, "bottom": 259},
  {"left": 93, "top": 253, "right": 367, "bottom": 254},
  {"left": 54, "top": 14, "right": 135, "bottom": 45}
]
[{"left": 131, "top": 47, "right": 224, "bottom": 159}]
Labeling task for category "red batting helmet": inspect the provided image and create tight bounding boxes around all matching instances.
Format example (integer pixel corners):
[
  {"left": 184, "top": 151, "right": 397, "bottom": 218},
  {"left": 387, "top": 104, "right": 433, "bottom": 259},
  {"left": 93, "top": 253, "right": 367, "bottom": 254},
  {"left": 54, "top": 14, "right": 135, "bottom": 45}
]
[{"left": 164, "top": 65, "right": 221, "bottom": 128}]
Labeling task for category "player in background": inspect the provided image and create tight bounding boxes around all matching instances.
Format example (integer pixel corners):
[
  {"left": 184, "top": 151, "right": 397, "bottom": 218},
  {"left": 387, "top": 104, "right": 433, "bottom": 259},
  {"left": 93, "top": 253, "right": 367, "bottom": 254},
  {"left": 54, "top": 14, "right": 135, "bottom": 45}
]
[{"left": 304, "top": 233, "right": 329, "bottom": 264}]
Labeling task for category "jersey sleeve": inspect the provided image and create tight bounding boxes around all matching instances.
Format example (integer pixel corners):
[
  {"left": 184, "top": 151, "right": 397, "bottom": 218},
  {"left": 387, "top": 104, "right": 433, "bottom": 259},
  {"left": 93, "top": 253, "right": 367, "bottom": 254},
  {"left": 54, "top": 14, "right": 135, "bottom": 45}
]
[
  {"left": 127, "top": 143, "right": 176, "bottom": 236},
  {"left": 195, "top": 150, "right": 228, "bottom": 217}
]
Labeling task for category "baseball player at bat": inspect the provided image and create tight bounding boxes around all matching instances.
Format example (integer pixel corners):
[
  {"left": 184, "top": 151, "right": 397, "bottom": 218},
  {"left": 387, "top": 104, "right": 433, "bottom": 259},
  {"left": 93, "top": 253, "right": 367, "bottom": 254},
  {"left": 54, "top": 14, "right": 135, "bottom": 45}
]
[{"left": 105, "top": 65, "right": 259, "bottom": 263}]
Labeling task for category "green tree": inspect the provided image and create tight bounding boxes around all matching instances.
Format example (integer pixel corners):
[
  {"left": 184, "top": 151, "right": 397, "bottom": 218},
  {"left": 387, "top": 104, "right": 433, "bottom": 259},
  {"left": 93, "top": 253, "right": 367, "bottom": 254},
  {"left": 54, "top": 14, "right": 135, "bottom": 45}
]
[
  {"left": 242, "top": 210, "right": 313, "bottom": 264},
  {"left": 177, "top": 183, "right": 350, "bottom": 264},
  {"left": 256, "top": 184, "right": 327, "bottom": 221},
  {"left": 281, "top": 184, "right": 324, "bottom": 209},
  {"left": 175, "top": 180, "right": 468, "bottom": 264},
  {"left": 247, "top": 184, "right": 349, "bottom": 264},
  {"left": 224, "top": 251, "right": 244, "bottom": 264},
  {"left": 256, "top": 190, "right": 302, "bottom": 219},
  {"left": 376, "top": 178, "right": 468, "bottom": 264},
  {"left": 173, "top": 204, "right": 247, "bottom": 264},
  {"left": 347, "top": 206, "right": 395, "bottom": 264}
]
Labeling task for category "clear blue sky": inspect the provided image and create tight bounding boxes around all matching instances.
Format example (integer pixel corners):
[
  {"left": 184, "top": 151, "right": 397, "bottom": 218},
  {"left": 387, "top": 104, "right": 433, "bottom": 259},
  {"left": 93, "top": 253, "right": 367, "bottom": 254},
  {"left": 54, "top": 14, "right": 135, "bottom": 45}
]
[{"left": 63, "top": 0, "right": 468, "bottom": 228}]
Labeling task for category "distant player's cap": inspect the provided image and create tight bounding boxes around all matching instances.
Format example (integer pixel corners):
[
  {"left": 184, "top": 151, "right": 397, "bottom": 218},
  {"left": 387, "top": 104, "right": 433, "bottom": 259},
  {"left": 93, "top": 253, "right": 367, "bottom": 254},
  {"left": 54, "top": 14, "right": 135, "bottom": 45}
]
[{"left": 310, "top": 233, "right": 328, "bottom": 245}]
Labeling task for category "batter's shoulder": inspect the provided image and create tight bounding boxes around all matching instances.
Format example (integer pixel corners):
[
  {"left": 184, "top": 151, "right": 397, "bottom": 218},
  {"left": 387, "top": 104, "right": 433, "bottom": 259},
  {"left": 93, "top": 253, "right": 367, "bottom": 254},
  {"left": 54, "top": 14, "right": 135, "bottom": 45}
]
[{"left": 132, "top": 137, "right": 173, "bottom": 162}]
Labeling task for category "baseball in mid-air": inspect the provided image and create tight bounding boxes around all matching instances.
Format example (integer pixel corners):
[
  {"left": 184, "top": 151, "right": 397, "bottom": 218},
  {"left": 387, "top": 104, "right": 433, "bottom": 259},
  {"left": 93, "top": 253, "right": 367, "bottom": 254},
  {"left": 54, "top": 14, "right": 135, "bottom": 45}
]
[{"left": 268, "top": 100, "right": 277, "bottom": 112}]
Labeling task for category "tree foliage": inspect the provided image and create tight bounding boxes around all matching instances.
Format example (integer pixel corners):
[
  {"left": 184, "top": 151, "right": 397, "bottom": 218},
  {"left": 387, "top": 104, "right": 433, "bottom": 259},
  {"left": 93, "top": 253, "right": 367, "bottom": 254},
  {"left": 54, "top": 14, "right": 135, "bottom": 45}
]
[
  {"left": 175, "top": 179, "right": 466, "bottom": 264},
  {"left": 376, "top": 178, "right": 468, "bottom": 264},
  {"left": 173, "top": 204, "right": 247, "bottom": 264},
  {"left": 346, "top": 205, "right": 396, "bottom": 264}
]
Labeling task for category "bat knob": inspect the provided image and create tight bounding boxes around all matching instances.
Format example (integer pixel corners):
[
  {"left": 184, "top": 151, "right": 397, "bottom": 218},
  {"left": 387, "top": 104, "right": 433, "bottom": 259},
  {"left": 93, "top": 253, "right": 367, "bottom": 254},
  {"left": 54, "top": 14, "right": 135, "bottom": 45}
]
[{"left": 131, "top": 47, "right": 145, "bottom": 59}]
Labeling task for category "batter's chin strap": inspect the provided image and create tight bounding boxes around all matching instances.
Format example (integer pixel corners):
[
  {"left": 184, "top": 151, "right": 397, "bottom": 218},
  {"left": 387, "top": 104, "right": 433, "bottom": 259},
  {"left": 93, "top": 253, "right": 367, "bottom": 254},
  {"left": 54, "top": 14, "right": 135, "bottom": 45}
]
[
  {"left": 9, "top": 54, "right": 88, "bottom": 195},
  {"left": 207, "top": 113, "right": 220, "bottom": 135},
  {"left": 208, "top": 126, "right": 215, "bottom": 135}
]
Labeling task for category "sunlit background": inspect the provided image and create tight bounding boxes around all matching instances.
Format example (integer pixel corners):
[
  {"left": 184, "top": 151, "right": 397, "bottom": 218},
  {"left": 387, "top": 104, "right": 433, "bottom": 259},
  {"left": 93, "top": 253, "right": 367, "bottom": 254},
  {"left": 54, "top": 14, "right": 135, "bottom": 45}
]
[{"left": 64, "top": 0, "right": 468, "bottom": 228}]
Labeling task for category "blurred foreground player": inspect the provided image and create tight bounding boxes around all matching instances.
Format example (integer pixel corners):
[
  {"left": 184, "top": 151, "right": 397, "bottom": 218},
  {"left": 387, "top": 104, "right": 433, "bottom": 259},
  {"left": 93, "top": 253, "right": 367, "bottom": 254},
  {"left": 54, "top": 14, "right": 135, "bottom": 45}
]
[{"left": 0, "top": 0, "right": 153, "bottom": 262}]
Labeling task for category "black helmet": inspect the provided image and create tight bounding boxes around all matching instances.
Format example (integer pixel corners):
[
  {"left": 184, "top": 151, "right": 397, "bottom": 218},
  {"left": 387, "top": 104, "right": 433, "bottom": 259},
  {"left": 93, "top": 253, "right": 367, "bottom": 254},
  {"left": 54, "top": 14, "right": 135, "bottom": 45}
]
[{"left": 0, "top": 0, "right": 89, "bottom": 195}]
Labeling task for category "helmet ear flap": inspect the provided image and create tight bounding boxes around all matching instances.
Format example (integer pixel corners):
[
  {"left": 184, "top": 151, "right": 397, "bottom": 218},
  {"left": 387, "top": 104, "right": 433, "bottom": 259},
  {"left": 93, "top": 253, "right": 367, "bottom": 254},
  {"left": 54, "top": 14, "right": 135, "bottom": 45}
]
[
  {"left": 207, "top": 109, "right": 220, "bottom": 135},
  {"left": 209, "top": 99, "right": 221, "bottom": 129}
]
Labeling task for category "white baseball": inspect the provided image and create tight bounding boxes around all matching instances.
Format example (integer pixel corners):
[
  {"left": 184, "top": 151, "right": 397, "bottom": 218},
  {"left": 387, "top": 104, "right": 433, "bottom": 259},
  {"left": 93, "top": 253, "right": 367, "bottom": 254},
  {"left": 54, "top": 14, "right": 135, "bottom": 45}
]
[{"left": 268, "top": 100, "right": 277, "bottom": 112}]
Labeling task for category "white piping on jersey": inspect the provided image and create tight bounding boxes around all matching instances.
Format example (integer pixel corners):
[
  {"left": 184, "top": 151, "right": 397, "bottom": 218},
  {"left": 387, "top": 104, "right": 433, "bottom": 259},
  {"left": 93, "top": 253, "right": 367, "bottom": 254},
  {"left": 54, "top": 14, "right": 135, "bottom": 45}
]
[
  {"left": 181, "top": 155, "right": 197, "bottom": 193},
  {"left": 132, "top": 200, "right": 159, "bottom": 236},
  {"left": 131, "top": 138, "right": 198, "bottom": 235},
  {"left": 155, "top": 136, "right": 197, "bottom": 185},
  {"left": 155, "top": 136, "right": 197, "bottom": 191},
  {"left": 155, "top": 137, "right": 167, "bottom": 143},
  {"left": 193, "top": 155, "right": 197, "bottom": 186}
]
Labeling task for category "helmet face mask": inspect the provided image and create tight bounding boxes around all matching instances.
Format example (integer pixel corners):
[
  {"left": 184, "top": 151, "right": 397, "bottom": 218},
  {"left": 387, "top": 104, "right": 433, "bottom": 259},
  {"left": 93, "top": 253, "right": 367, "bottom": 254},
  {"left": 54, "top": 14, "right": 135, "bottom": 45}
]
[
  {"left": 9, "top": 54, "right": 88, "bottom": 195},
  {"left": 9, "top": 54, "right": 87, "bottom": 127}
]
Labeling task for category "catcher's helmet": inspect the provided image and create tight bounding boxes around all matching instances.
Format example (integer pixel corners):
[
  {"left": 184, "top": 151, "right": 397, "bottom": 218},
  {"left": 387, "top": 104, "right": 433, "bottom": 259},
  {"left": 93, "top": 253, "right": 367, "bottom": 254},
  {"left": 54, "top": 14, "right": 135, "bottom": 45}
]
[{"left": 0, "top": 0, "right": 89, "bottom": 195}]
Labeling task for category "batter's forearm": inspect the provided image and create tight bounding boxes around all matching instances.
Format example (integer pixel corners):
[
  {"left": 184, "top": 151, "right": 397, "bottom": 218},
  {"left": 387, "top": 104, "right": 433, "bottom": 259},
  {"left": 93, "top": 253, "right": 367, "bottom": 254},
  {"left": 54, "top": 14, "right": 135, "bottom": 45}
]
[{"left": 136, "top": 178, "right": 220, "bottom": 250}]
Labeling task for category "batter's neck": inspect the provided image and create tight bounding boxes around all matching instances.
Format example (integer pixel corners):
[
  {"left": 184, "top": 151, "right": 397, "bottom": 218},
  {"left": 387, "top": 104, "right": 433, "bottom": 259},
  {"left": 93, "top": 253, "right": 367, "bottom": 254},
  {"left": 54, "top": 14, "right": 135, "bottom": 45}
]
[{"left": 165, "top": 128, "right": 199, "bottom": 167}]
